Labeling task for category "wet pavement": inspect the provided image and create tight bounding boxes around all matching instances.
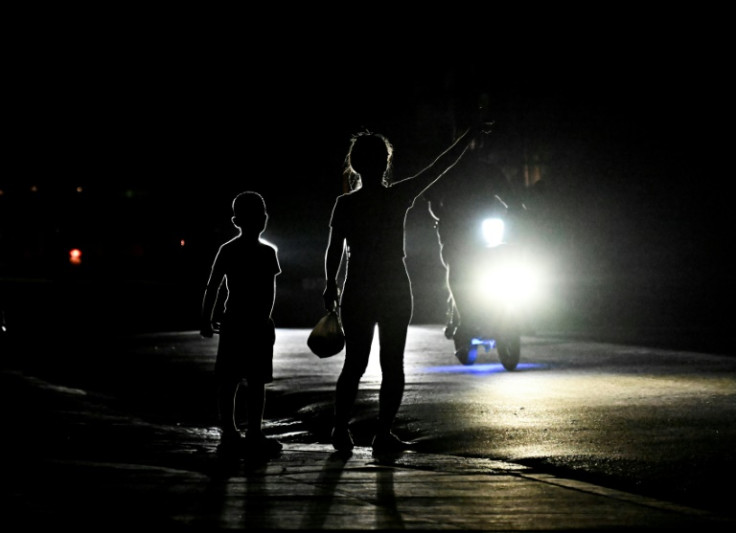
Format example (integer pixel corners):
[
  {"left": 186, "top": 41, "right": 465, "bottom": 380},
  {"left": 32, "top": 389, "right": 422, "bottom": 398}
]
[{"left": 2, "top": 362, "right": 734, "bottom": 531}]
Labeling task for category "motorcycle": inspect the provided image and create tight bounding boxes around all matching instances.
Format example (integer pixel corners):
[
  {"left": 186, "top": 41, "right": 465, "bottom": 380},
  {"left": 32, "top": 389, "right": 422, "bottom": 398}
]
[{"left": 428, "top": 190, "right": 544, "bottom": 371}]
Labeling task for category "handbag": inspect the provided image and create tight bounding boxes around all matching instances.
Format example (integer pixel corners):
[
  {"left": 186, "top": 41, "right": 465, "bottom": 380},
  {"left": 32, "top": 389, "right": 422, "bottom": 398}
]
[{"left": 307, "top": 309, "right": 345, "bottom": 358}]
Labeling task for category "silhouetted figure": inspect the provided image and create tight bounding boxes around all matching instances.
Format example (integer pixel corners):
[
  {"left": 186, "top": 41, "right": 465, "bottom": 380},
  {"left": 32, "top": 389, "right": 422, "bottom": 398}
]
[
  {"left": 423, "top": 137, "right": 526, "bottom": 350},
  {"left": 200, "top": 191, "right": 282, "bottom": 458},
  {"left": 322, "top": 125, "right": 485, "bottom": 454}
]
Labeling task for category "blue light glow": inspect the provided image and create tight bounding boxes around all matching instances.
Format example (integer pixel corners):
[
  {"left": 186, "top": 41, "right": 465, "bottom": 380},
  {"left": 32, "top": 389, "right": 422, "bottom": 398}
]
[
  {"left": 472, "top": 337, "right": 496, "bottom": 349},
  {"left": 423, "top": 362, "right": 548, "bottom": 374}
]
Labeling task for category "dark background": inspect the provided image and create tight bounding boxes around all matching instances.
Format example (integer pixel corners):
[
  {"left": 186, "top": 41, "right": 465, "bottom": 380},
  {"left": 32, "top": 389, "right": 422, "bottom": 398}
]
[{"left": 2, "top": 13, "right": 732, "bottom": 353}]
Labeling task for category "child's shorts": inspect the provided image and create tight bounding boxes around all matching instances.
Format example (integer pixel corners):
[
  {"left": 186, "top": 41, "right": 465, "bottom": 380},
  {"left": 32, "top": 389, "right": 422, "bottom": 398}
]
[{"left": 215, "top": 316, "right": 275, "bottom": 384}]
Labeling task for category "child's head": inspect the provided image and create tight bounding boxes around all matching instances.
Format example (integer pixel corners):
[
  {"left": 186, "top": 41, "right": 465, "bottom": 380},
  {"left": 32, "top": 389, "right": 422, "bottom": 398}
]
[{"left": 231, "top": 191, "right": 268, "bottom": 236}]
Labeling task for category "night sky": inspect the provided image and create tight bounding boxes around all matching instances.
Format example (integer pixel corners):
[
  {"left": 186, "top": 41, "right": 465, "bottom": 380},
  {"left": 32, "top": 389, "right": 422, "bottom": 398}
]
[{"left": 3, "top": 14, "right": 731, "bottom": 339}]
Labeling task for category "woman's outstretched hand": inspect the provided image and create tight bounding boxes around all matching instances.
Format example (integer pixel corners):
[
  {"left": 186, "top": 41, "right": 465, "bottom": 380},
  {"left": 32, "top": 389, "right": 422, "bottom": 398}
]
[{"left": 469, "top": 119, "right": 494, "bottom": 138}]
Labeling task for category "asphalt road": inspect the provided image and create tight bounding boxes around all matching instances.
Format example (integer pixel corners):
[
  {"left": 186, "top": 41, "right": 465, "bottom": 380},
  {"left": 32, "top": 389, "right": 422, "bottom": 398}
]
[{"left": 3, "top": 323, "right": 735, "bottom": 521}]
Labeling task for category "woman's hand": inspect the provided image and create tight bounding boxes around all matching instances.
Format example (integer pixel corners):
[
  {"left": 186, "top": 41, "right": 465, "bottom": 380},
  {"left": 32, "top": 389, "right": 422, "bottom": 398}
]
[
  {"left": 200, "top": 322, "right": 214, "bottom": 338},
  {"left": 468, "top": 119, "right": 494, "bottom": 139},
  {"left": 323, "top": 279, "right": 340, "bottom": 311}
]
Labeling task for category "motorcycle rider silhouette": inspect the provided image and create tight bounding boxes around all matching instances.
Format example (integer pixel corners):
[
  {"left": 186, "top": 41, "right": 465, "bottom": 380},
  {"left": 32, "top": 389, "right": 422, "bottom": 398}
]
[{"left": 423, "top": 134, "right": 530, "bottom": 367}]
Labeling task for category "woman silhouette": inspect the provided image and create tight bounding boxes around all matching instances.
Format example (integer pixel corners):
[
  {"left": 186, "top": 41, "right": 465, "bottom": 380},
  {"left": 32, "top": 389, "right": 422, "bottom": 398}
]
[{"left": 323, "top": 125, "right": 484, "bottom": 453}]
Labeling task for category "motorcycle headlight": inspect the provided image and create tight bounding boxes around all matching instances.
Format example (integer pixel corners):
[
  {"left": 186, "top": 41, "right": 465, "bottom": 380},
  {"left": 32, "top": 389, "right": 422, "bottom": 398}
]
[
  {"left": 478, "top": 260, "right": 542, "bottom": 308},
  {"left": 481, "top": 218, "right": 505, "bottom": 248}
]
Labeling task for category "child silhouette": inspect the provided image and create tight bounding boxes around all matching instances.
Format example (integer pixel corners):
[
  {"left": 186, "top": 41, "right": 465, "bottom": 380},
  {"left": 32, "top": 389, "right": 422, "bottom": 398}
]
[{"left": 200, "top": 191, "right": 282, "bottom": 457}]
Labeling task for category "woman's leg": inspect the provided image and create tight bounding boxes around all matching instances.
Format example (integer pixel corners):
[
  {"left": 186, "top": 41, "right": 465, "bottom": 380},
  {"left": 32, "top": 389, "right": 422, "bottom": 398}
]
[
  {"left": 376, "top": 301, "right": 411, "bottom": 434},
  {"left": 334, "top": 315, "right": 375, "bottom": 428}
]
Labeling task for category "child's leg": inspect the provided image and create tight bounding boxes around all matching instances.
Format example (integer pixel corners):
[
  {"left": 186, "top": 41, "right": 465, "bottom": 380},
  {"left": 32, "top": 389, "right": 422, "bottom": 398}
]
[
  {"left": 244, "top": 382, "right": 266, "bottom": 438},
  {"left": 217, "top": 378, "right": 241, "bottom": 438},
  {"left": 243, "top": 381, "right": 282, "bottom": 455}
]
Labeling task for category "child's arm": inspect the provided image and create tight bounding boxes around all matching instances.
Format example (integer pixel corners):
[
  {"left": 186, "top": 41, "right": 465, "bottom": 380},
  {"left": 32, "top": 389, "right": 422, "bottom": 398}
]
[{"left": 200, "top": 250, "right": 225, "bottom": 337}]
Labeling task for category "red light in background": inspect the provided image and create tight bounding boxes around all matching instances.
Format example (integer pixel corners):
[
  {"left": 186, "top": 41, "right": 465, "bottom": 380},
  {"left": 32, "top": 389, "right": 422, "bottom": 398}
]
[
  {"left": 69, "top": 248, "right": 82, "bottom": 265},
  {"left": 180, "top": 239, "right": 186, "bottom": 247}
]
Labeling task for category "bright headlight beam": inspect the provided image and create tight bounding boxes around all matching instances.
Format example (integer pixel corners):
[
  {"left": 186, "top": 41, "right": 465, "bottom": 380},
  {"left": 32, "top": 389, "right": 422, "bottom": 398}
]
[
  {"left": 481, "top": 218, "right": 505, "bottom": 247},
  {"left": 478, "top": 263, "right": 542, "bottom": 306}
]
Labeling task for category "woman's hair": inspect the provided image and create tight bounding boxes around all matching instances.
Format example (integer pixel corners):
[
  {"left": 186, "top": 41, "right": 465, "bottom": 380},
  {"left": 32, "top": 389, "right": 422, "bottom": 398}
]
[{"left": 344, "top": 130, "right": 394, "bottom": 190}]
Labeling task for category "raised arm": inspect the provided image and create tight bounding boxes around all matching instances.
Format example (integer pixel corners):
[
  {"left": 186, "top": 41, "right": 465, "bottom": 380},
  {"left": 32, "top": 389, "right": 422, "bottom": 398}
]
[{"left": 394, "top": 124, "right": 482, "bottom": 199}]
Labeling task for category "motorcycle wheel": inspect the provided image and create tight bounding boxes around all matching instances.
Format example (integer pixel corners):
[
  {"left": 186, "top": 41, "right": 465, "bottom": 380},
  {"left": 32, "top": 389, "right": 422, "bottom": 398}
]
[{"left": 497, "top": 336, "right": 520, "bottom": 371}]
